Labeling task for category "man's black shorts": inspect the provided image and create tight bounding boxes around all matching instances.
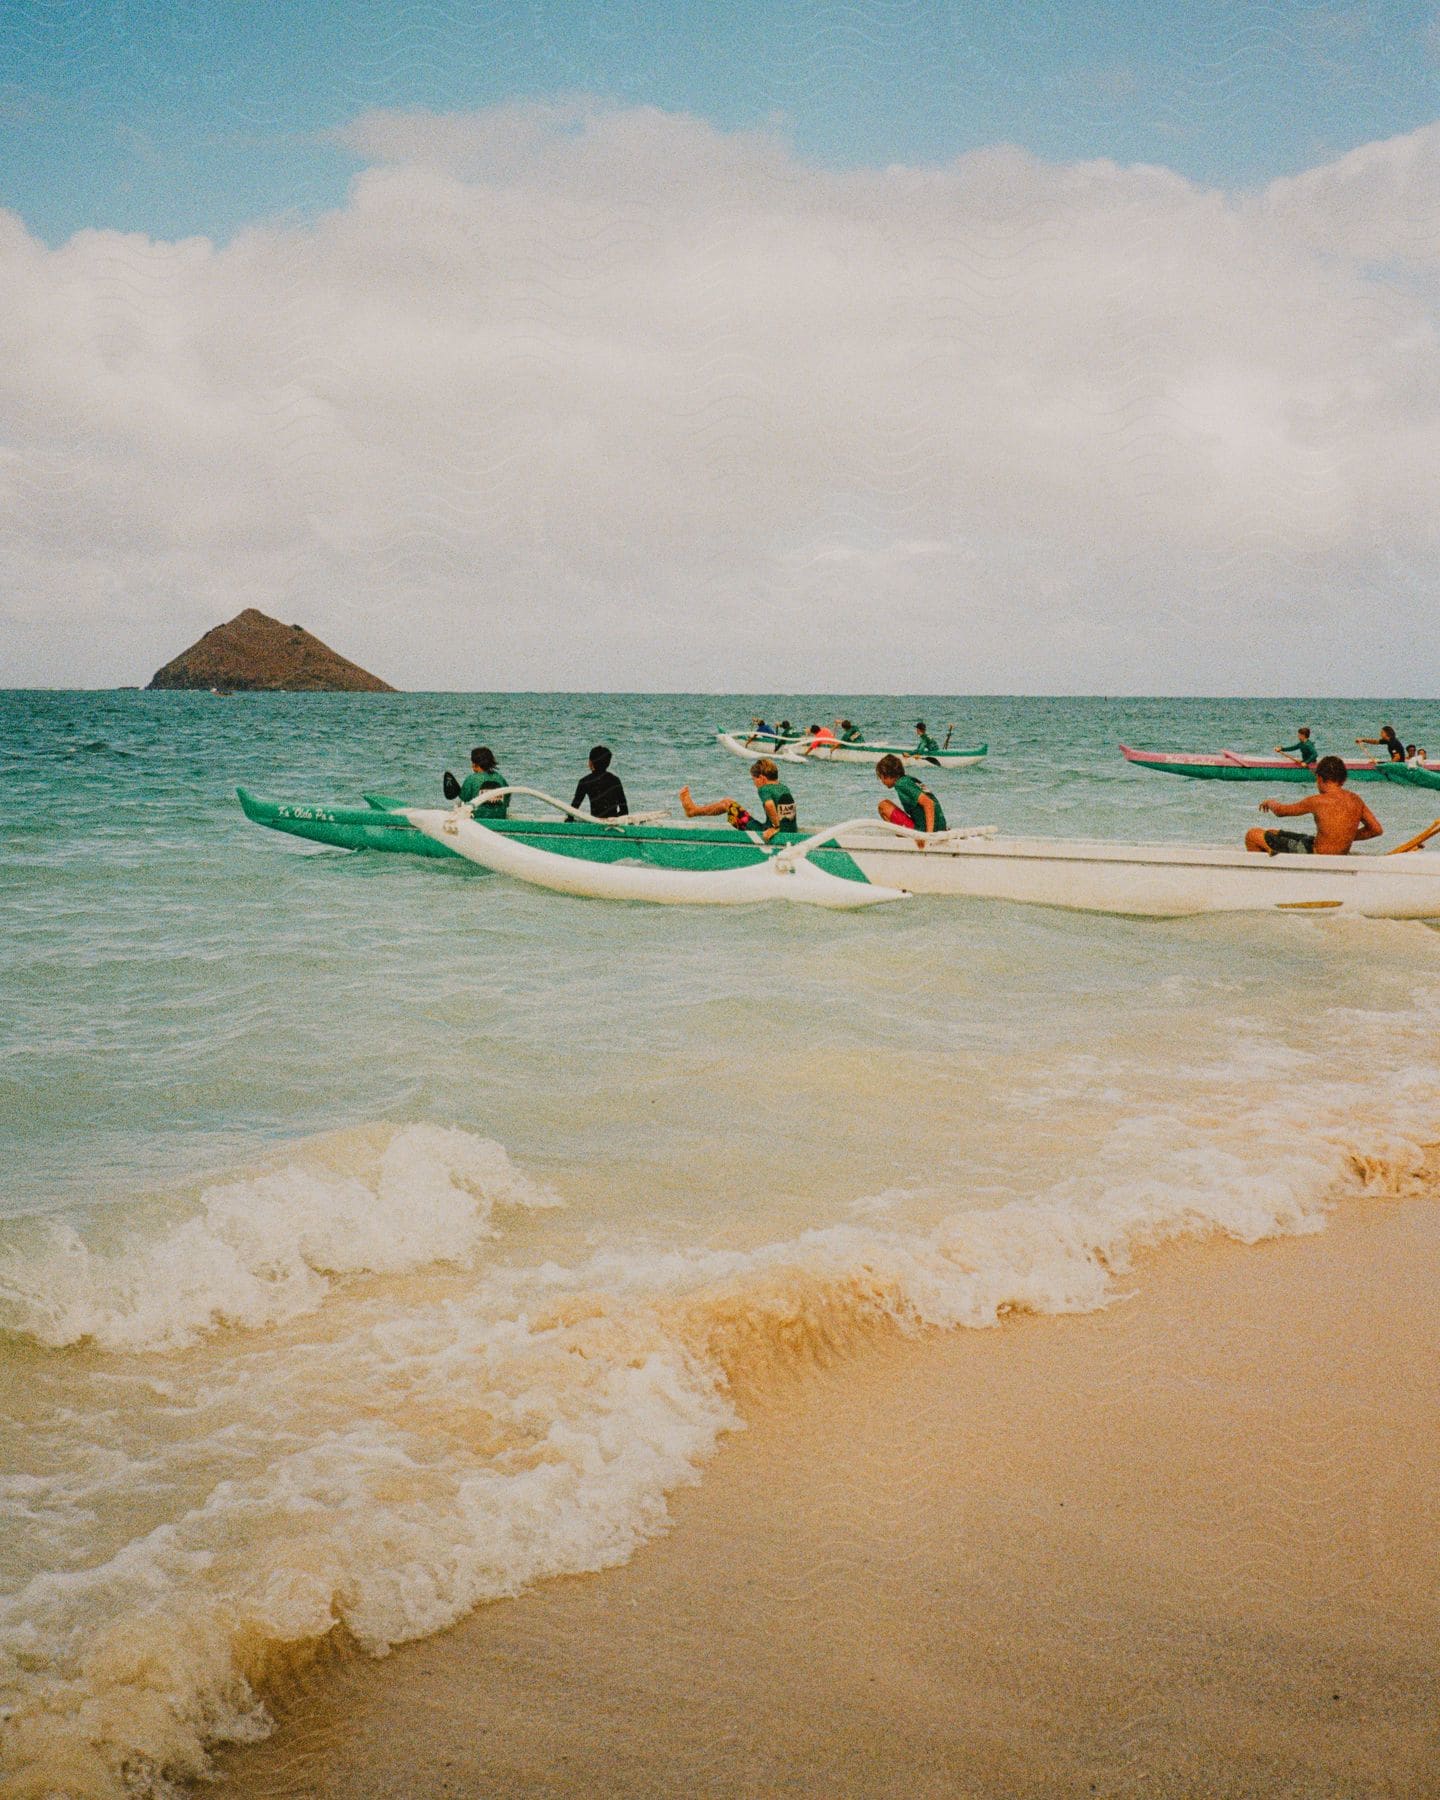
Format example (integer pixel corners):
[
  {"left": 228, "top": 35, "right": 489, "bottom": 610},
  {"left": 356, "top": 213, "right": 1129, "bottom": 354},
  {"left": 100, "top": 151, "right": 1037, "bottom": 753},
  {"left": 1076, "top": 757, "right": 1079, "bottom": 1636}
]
[{"left": 1264, "top": 828, "right": 1316, "bottom": 855}]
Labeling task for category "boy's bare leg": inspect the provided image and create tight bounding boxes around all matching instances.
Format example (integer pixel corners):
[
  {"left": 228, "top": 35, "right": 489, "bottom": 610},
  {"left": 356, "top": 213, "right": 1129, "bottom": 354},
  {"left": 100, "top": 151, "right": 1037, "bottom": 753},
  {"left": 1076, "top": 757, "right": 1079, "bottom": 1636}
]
[{"left": 680, "top": 786, "right": 733, "bottom": 818}]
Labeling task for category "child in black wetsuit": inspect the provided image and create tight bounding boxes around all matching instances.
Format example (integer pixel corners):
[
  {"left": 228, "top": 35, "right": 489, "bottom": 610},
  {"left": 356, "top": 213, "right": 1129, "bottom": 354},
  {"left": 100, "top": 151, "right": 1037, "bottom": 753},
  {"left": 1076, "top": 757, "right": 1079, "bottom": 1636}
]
[{"left": 570, "top": 745, "right": 629, "bottom": 819}]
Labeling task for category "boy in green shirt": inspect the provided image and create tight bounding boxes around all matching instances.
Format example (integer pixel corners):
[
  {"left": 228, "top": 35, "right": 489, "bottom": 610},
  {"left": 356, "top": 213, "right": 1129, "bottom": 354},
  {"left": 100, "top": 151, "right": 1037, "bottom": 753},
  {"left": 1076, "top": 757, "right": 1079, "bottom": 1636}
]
[
  {"left": 876, "top": 753, "right": 946, "bottom": 842},
  {"left": 913, "top": 720, "right": 941, "bottom": 760},
  {"left": 680, "top": 757, "right": 798, "bottom": 842},
  {"left": 1274, "top": 727, "right": 1317, "bottom": 765},
  {"left": 459, "top": 746, "right": 510, "bottom": 820}
]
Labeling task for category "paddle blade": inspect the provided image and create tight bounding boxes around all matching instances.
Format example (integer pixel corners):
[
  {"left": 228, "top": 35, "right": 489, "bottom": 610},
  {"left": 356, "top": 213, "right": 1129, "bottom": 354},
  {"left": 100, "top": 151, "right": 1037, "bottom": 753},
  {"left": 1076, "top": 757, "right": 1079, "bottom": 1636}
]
[
  {"left": 1388, "top": 818, "right": 1440, "bottom": 854},
  {"left": 442, "top": 770, "right": 461, "bottom": 801}
]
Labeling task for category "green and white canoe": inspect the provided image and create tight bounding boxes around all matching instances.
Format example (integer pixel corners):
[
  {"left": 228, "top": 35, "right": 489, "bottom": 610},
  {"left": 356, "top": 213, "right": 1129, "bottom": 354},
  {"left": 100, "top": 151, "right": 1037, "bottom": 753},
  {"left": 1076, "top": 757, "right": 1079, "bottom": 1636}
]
[
  {"left": 238, "top": 786, "right": 874, "bottom": 883},
  {"left": 241, "top": 786, "right": 1440, "bottom": 917},
  {"left": 716, "top": 731, "right": 987, "bottom": 768}
]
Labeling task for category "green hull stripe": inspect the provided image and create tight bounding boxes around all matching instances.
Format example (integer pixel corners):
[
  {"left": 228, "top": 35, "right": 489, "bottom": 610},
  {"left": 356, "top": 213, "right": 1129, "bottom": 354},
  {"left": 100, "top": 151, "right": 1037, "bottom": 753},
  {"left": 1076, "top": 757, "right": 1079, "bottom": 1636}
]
[
  {"left": 1133, "top": 761, "right": 1389, "bottom": 783},
  {"left": 238, "top": 790, "right": 870, "bottom": 883}
]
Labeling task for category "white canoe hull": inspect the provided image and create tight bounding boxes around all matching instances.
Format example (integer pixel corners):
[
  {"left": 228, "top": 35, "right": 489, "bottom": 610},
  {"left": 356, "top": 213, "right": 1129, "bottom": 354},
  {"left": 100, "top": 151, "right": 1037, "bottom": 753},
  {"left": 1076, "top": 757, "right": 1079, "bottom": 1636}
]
[
  {"left": 405, "top": 800, "right": 1440, "bottom": 919},
  {"left": 838, "top": 832, "right": 1440, "bottom": 918},
  {"left": 405, "top": 810, "right": 907, "bottom": 909},
  {"left": 715, "top": 732, "right": 986, "bottom": 768}
]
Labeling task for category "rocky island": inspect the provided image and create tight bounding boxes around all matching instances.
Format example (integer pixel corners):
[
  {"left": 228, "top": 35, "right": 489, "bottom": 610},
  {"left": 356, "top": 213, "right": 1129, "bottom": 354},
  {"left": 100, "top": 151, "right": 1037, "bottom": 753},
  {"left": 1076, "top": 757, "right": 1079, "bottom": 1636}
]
[{"left": 147, "top": 608, "right": 396, "bottom": 692}]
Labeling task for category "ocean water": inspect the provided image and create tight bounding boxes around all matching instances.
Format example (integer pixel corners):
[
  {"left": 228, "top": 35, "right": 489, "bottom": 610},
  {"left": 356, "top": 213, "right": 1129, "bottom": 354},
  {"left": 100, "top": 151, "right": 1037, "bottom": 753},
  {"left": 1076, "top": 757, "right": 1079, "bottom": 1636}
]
[{"left": 4, "top": 689, "right": 1440, "bottom": 1797}]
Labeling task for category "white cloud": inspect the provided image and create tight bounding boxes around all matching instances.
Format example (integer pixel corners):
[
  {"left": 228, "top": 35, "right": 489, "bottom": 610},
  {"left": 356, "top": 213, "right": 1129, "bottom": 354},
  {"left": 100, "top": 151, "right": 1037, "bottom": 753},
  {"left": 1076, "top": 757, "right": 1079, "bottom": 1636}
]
[
  {"left": 1252, "top": 120, "right": 1440, "bottom": 265},
  {"left": 2, "top": 106, "right": 1438, "bottom": 690}
]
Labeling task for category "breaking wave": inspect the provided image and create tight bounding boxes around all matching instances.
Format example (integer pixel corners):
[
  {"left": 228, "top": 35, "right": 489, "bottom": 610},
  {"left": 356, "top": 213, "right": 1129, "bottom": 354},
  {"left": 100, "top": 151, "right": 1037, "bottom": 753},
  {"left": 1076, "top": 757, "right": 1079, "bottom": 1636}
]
[{"left": 0, "top": 1124, "right": 559, "bottom": 1353}]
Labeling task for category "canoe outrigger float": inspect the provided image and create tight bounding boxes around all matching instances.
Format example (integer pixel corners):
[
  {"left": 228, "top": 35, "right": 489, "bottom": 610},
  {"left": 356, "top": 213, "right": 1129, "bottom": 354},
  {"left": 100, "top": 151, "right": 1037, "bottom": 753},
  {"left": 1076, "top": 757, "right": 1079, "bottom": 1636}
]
[
  {"left": 404, "top": 794, "right": 906, "bottom": 908},
  {"left": 1378, "top": 761, "right": 1440, "bottom": 793},
  {"left": 1118, "top": 744, "right": 1420, "bottom": 783},
  {"left": 240, "top": 787, "right": 1440, "bottom": 917},
  {"left": 717, "top": 732, "right": 987, "bottom": 769}
]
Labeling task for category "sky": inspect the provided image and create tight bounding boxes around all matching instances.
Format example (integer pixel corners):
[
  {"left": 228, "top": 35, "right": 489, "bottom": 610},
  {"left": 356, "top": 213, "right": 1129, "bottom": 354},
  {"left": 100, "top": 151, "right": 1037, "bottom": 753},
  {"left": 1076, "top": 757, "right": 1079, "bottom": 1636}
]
[{"left": 2, "top": 0, "right": 1439, "bottom": 690}]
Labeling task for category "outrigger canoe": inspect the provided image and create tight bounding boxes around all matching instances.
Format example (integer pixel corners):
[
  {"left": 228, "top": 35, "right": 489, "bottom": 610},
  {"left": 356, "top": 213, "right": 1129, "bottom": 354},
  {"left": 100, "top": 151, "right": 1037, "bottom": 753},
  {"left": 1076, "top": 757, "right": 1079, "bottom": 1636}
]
[
  {"left": 240, "top": 785, "right": 896, "bottom": 898},
  {"left": 404, "top": 798, "right": 905, "bottom": 909},
  {"left": 717, "top": 731, "right": 987, "bottom": 768},
  {"left": 242, "top": 786, "right": 1440, "bottom": 917},
  {"left": 1119, "top": 744, "right": 1407, "bottom": 782},
  {"left": 1379, "top": 762, "right": 1440, "bottom": 793}
]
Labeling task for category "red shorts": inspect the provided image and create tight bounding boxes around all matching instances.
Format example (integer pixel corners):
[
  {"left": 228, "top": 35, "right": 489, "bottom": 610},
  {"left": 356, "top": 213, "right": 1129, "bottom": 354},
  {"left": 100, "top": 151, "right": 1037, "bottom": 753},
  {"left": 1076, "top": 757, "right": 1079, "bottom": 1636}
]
[{"left": 884, "top": 804, "right": 916, "bottom": 828}]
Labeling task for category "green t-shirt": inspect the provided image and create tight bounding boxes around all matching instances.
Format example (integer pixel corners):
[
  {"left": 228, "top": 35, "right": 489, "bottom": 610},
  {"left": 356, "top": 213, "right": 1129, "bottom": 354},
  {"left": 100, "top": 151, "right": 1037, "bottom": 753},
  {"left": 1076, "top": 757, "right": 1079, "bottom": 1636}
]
[
  {"left": 914, "top": 733, "right": 940, "bottom": 755},
  {"left": 460, "top": 768, "right": 509, "bottom": 819},
  {"left": 1281, "top": 739, "right": 1318, "bottom": 764},
  {"left": 840, "top": 727, "right": 863, "bottom": 743},
  {"left": 755, "top": 780, "right": 797, "bottom": 833},
  {"left": 893, "top": 774, "right": 945, "bottom": 833}
]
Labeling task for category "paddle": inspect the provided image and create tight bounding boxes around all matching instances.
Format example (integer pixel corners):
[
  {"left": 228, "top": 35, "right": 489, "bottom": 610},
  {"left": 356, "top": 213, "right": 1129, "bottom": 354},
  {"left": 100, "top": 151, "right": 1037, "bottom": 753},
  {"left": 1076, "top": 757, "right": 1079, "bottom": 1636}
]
[
  {"left": 442, "top": 770, "right": 461, "bottom": 801},
  {"left": 1387, "top": 819, "right": 1440, "bottom": 855},
  {"left": 943, "top": 724, "right": 954, "bottom": 749}
]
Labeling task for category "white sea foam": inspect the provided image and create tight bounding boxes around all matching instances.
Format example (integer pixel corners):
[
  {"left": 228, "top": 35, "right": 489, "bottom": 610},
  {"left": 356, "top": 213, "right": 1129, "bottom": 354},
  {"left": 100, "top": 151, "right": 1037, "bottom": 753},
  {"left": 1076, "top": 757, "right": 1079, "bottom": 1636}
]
[
  {"left": 0, "top": 1266, "right": 733, "bottom": 1799},
  {"left": 0, "top": 1125, "right": 558, "bottom": 1353}
]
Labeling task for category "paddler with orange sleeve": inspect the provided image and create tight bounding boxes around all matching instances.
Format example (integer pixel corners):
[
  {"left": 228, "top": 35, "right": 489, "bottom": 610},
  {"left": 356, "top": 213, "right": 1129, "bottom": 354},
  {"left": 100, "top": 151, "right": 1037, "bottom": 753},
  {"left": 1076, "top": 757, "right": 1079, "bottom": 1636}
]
[
  {"left": 680, "top": 758, "right": 798, "bottom": 843},
  {"left": 797, "top": 722, "right": 838, "bottom": 755},
  {"left": 875, "top": 753, "right": 946, "bottom": 845}
]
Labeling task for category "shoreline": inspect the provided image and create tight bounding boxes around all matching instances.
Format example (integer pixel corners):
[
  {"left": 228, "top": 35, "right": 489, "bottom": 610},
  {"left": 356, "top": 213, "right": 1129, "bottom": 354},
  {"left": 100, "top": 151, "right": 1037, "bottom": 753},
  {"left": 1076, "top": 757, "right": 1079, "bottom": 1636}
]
[{"left": 215, "top": 1192, "right": 1440, "bottom": 1800}]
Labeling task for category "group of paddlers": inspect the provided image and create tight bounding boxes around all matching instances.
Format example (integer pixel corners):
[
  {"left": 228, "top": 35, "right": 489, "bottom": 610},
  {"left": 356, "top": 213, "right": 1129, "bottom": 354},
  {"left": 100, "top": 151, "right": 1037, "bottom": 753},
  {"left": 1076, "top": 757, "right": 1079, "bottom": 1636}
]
[
  {"left": 452, "top": 745, "right": 629, "bottom": 821},
  {"left": 452, "top": 715, "right": 1418, "bottom": 863},
  {"left": 1247, "top": 720, "right": 1434, "bottom": 857},
  {"left": 451, "top": 745, "right": 949, "bottom": 845},
  {"left": 742, "top": 718, "right": 947, "bottom": 760},
  {"left": 681, "top": 755, "right": 946, "bottom": 843},
  {"left": 1273, "top": 722, "right": 1428, "bottom": 766}
]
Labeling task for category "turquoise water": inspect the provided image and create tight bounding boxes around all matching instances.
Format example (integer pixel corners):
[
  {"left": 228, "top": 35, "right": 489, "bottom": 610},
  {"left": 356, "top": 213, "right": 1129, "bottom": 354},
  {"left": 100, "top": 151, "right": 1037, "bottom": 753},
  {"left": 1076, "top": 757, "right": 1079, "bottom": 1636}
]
[
  {"left": 7, "top": 690, "right": 1437, "bottom": 1208},
  {"left": 4, "top": 690, "right": 1440, "bottom": 1796}
]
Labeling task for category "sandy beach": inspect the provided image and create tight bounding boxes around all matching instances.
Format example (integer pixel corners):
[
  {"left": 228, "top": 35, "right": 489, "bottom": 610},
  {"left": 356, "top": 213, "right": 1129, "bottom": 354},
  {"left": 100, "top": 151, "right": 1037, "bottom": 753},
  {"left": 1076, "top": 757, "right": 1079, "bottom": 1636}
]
[{"left": 216, "top": 1190, "right": 1440, "bottom": 1800}]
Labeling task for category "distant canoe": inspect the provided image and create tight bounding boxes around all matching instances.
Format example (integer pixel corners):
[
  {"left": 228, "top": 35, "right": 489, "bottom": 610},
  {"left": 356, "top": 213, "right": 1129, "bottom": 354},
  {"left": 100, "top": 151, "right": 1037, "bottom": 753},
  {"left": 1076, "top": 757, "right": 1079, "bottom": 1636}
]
[
  {"left": 717, "top": 731, "right": 987, "bottom": 769},
  {"left": 1379, "top": 761, "right": 1440, "bottom": 792},
  {"left": 1119, "top": 745, "right": 1396, "bottom": 783}
]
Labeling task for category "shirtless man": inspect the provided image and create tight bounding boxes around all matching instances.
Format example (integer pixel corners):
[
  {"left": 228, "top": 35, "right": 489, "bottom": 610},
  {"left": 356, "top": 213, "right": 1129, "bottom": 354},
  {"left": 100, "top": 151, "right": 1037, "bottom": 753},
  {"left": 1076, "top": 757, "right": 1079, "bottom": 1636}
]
[{"left": 1244, "top": 756, "right": 1383, "bottom": 856}]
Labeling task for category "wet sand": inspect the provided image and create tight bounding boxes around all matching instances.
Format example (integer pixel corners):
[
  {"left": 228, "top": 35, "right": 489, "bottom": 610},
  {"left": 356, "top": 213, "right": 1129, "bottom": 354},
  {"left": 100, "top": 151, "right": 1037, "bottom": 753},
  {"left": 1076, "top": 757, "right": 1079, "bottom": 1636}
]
[{"left": 218, "top": 1195, "right": 1439, "bottom": 1800}]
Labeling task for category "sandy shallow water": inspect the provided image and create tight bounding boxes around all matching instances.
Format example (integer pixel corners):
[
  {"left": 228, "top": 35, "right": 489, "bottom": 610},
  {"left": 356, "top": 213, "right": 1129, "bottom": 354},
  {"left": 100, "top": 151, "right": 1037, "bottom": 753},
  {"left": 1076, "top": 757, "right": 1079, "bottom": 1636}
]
[{"left": 214, "top": 1188, "right": 1440, "bottom": 1800}]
